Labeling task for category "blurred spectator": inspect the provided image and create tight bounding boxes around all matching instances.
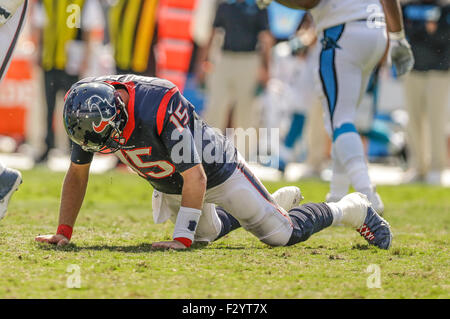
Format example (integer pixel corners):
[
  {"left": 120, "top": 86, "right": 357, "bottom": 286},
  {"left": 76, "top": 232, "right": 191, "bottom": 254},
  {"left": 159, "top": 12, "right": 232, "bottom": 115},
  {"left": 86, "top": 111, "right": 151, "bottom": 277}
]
[
  {"left": 32, "top": 0, "right": 103, "bottom": 162},
  {"left": 105, "top": 0, "right": 159, "bottom": 76},
  {"left": 402, "top": 0, "right": 450, "bottom": 185},
  {"left": 196, "top": 0, "right": 273, "bottom": 139},
  {"left": 260, "top": 13, "right": 328, "bottom": 175}
]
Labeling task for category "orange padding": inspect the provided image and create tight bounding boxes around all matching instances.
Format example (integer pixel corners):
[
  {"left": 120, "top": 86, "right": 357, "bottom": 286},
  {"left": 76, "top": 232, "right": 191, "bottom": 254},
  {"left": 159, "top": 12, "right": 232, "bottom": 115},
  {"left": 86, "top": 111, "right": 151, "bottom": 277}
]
[
  {"left": 158, "top": 7, "right": 194, "bottom": 40},
  {"left": 156, "top": 39, "right": 193, "bottom": 72},
  {"left": 163, "top": 0, "right": 197, "bottom": 10},
  {"left": 0, "top": 107, "right": 26, "bottom": 136},
  {"left": 0, "top": 58, "right": 32, "bottom": 137},
  {"left": 4, "top": 59, "right": 32, "bottom": 80}
]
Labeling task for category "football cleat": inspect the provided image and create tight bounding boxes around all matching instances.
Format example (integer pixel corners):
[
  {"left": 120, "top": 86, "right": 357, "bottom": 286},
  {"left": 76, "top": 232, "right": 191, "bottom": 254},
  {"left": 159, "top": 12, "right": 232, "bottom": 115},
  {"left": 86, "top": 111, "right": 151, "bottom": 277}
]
[
  {"left": 425, "top": 171, "right": 443, "bottom": 186},
  {"left": 0, "top": 168, "right": 22, "bottom": 220},
  {"left": 335, "top": 193, "right": 392, "bottom": 249},
  {"left": 357, "top": 206, "right": 393, "bottom": 250},
  {"left": 272, "top": 186, "right": 303, "bottom": 212}
]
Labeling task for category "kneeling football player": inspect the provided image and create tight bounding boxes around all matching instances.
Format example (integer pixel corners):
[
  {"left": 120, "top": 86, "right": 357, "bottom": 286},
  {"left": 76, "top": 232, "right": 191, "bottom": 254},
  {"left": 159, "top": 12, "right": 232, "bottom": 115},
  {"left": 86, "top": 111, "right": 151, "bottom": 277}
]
[{"left": 35, "top": 75, "right": 392, "bottom": 250}]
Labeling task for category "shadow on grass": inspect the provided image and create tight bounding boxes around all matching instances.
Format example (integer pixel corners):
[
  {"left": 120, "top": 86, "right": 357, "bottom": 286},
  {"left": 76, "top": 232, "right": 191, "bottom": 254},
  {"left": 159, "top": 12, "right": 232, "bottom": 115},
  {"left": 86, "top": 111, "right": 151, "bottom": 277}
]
[
  {"left": 351, "top": 244, "right": 371, "bottom": 250},
  {"left": 35, "top": 241, "right": 249, "bottom": 253}
]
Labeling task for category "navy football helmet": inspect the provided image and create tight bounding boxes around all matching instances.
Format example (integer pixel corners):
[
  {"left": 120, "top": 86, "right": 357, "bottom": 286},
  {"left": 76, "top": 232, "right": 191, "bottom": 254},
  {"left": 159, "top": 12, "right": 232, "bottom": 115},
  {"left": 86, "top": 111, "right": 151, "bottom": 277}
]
[{"left": 63, "top": 81, "right": 131, "bottom": 153}]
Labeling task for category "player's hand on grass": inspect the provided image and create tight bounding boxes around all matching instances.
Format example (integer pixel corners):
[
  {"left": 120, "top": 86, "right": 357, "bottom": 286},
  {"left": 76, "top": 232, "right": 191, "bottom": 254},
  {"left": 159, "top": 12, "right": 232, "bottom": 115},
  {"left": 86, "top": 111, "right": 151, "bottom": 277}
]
[
  {"left": 35, "top": 234, "right": 70, "bottom": 246},
  {"left": 152, "top": 240, "right": 187, "bottom": 250}
]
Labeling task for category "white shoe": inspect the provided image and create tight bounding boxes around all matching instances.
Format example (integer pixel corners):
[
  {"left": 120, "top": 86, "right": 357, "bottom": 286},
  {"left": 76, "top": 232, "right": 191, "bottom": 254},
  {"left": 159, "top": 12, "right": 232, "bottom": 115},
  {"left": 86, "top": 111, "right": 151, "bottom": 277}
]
[
  {"left": 0, "top": 168, "right": 22, "bottom": 220},
  {"left": 402, "top": 169, "right": 424, "bottom": 184},
  {"left": 272, "top": 186, "right": 303, "bottom": 212},
  {"left": 425, "top": 171, "right": 443, "bottom": 186},
  {"left": 335, "top": 193, "right": 393, "bottom": 249}
]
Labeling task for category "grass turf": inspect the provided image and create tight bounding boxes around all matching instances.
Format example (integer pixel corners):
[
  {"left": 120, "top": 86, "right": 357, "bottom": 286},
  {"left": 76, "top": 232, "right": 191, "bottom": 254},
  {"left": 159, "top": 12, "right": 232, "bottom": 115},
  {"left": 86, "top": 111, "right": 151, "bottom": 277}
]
[{"left": 0, "top": 167, "right": 448, "bottom": 298}]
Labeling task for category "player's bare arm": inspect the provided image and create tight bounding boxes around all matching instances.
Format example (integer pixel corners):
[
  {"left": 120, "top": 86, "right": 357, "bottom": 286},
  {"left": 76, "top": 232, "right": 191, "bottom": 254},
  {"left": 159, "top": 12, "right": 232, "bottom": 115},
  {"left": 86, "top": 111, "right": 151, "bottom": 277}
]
[
  {"left": 277, "top": 0, "right": 320, "bottom": 9},
  {"left": 179, "top": 164, "right": 207, "bottom": 210},
  {"left": 195, "top": 29, "right": 217, "bottom": 85},
  {"left": 259, "top": 30, "right": 275, "bottom": 86},
  {"left": 380, "top": 0, "right": 415, "bottom": 76},
  {"left": 35, "top": 162, "right": 91, "bottom": 246},
  {"left": 257, "top": 0, "right": 320, "bottom": 10},
  {"left": 380, "top": 0, "right": 404, "bottom": 33},
  {"left": 152, "top": 164, "right": 207, "bottom": 250}
]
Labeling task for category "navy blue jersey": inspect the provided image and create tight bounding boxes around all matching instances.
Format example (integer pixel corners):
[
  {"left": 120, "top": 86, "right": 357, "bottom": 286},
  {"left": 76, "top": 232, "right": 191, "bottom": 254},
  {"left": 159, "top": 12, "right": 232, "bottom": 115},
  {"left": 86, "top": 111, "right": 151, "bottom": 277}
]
[{"left": 71, "top": 74, "right": 238, "bottom": 194}]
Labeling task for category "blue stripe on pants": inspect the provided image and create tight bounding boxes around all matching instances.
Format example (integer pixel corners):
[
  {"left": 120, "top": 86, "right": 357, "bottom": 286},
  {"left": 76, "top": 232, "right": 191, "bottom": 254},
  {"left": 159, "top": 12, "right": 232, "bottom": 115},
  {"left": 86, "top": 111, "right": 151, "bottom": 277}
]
[
  {"left": 237, "top": 161, "right": 275, "bottom": 205},
  {"left": 319, "top": 24, "right": 345, "bottom": 124}
]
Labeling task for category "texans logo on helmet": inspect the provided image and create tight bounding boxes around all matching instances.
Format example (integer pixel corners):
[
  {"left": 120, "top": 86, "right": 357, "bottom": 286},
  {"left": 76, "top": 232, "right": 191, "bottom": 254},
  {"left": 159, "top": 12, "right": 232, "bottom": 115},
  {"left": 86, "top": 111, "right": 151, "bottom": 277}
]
[{"left": 87, "top": 95, "right": 117, "bottom": 133}]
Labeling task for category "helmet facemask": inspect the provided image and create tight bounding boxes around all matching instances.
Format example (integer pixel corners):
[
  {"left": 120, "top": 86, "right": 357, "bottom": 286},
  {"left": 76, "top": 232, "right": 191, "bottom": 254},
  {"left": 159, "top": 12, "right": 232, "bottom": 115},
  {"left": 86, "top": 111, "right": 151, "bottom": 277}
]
[{"left": 93, "top": 92, "right": 133, "bottom": 154}]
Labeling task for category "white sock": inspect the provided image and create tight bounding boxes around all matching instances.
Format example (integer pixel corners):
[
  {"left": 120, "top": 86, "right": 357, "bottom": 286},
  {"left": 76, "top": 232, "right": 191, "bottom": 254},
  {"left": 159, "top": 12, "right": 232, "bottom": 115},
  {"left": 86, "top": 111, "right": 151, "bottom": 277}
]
[
  {"left": 334, "top": 133, "right": 373, "bottom": 196},
  {"left": 329, "top": 146, "right": 350, "bottom": 200},
  {"left": 326, "top": 202, "right": 343, "bottom": 226},
  {"left": 346, "top": 157, "right": 373, "bottom": 197}
]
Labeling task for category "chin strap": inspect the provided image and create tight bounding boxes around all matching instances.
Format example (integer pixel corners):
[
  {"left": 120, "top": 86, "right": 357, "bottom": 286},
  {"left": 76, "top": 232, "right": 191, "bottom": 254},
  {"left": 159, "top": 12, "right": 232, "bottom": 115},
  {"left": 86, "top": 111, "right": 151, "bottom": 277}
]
[{"left": 100, "top": 137, "right": 135, "bottom": 154}]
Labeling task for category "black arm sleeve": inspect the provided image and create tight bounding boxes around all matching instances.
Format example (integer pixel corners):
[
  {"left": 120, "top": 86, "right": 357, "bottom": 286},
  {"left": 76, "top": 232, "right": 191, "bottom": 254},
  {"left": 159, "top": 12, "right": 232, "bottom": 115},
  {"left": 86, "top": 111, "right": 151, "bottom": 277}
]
[
  {"left": 257, "top": 8, "right": 270, "bottom": 33},
  {"left": 71, "top": 143, "right": 94, "bottom": 165}
]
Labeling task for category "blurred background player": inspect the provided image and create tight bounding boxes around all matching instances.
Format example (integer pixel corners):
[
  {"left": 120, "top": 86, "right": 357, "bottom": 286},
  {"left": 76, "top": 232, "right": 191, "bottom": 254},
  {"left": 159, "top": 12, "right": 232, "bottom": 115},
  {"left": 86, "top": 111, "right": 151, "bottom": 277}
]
[
  {"left": 261, "top": 12, "right": 329, "bottom": 175},
  {"left": 195, "top": 0, "right": 274, "bottom": 160},
  {"left": 401, "top": 0, "right": 449, "bottom": 185},
  {"left": 257, "top": 0, "right": 415, "bottom": 215},
  {"left": 32, "top": 0, "right": 103, "bottom": 163},
  {"left": 0, "top": 0, "right": 28, "bottom": 219}
]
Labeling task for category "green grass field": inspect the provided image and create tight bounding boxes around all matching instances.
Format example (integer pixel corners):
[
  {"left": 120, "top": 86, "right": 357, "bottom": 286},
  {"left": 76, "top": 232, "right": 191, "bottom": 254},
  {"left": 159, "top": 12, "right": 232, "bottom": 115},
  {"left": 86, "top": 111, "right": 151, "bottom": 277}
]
[{"left": 0, "top": 167, "right": 448, "bottom": 299}]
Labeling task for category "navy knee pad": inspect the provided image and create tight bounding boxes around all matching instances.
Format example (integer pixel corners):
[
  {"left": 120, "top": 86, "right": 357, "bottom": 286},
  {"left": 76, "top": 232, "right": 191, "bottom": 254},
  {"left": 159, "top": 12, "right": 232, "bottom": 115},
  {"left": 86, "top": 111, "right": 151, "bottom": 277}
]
[{"left": 214, "top": 207, "right": 241, "bottom": 241}]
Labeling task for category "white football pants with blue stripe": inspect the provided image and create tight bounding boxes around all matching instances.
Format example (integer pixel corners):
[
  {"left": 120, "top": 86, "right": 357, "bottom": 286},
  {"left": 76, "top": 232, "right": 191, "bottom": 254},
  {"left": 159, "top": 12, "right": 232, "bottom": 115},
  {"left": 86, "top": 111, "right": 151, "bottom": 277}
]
[{"left": 314, "top": 20, "right": 388, "bottom": 203}]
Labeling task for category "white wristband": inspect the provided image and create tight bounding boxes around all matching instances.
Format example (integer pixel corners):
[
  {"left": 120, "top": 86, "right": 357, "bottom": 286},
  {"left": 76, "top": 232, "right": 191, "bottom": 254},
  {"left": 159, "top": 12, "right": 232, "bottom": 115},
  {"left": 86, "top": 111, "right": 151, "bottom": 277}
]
[
  {"left": 173, "top": 206, "right": 202, "bottom": 242},
  {"left": 389, "top": 30, "right": 406, "bottom": 41}
]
